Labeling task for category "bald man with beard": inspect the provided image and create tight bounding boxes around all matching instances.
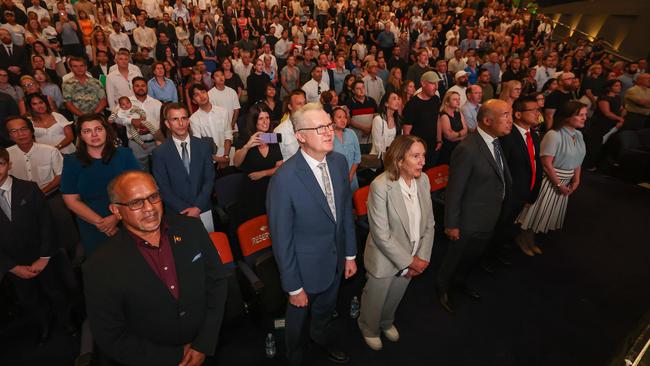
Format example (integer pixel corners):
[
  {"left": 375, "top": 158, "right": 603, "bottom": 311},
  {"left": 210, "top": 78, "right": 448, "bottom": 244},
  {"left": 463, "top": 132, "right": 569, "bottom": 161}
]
[{"left": 83, "top": 171, "right": 227, "bottom": 366}]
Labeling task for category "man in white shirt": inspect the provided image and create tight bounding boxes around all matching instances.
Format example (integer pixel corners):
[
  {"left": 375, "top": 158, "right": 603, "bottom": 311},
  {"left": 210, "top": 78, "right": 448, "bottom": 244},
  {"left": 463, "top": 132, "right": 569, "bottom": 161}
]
[
  {"left": 125, "top": 77, "right": 162, "bottom": 168},
  {"left": 257, "top": 43, "right": 278, "bottom": 72},
  {"left": 447, "top": 70, "right": 469, "bottom": 106},
  {"left": 26, "top": 0, "right": 48, "bottom": 21},
  {"left": 270, "top": 16, "right": 283, "bottom": 38},
  {"left": 106, "top": 50, "right": 143, "bottom": 110},
  {"left": 5, "top": 117, "right": 62, "bottom": 194},
  {"left": 447, "top": 49, "right": 468, "bottom": 75},
  {"left": 189, "top": 84, "right": 233, "bottom": 170},
  {"left": 362, "top": 60, "right": 385, "bottom": 104},
  {"left": 535, "top": 55, "right": 556, "bottom": 92},
  {"left": 233, "top": 51, "right": 253, "bottom": 89},
  {"left": 208, "top": 70, "right": 241, "bottom": 131},
  {"left": 302, "top": 65, "right": 330, "bottom": 103},
  {"left": 108, "top": 21, "right": 132, "bottom": 55},
  {"left": 133, "top": 15, "right": 157, "bottom": 51},
  {"left": 274, "top": 89, "right": 306, "bottom": 161},
  {"left": 274, "top": 29, "right": 291, "bottom": 64},
  {"left": 141, "top": 0, "right": 162, "bottom": 20},
  {"left": 460, "top": 84, "right": 482, "bottom": 132}
]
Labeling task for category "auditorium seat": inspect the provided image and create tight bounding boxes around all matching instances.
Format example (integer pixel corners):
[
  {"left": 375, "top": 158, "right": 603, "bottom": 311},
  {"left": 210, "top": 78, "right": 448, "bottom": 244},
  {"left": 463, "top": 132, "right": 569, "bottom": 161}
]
[
  {"left": 353, "top": 185, "right": 370, "bottom": 255},
  {"left": 425, "top": 164, "right": 449, "bottom": 234}
]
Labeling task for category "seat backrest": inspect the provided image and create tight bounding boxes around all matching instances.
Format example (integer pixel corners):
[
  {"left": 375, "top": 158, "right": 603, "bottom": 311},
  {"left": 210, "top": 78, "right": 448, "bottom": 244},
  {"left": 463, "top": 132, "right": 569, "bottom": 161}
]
[
  {"left": 353, "top": 185, "right": 370, "bottom": 216},
  {"left": 618, "top": 131, "right": 641, "bottom": 150},
  {"left": 426, "top": 164, "right": 449, "bottom": 192},
  {"left": 214, "top": 173, "right": 245, "bottom": 209},
  {"left": 209, "top": 232, "right": 234, "bottom": 266},
  {"left": 637, "top": 129, "right": 650, "bottom": 147},
  {"left": 236, "top": 215, "right": 272, "bottom": 258}
]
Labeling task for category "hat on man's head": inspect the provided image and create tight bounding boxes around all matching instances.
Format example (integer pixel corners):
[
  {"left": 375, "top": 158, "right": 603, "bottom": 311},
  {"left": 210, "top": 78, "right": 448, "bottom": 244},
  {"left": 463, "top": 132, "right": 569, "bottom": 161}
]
[
  {"left": 420, "top": 71, "right": 440, "bottom": 84},
  {"left": 454, "top": 70, "right": 469, "bottom": 80}
]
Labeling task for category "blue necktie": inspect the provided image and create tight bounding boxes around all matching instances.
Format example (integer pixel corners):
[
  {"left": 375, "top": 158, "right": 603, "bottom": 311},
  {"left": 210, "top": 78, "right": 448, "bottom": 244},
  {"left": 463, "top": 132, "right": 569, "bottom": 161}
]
[{"left": 181, "top": 141, "right": 190, "bottom": 174}]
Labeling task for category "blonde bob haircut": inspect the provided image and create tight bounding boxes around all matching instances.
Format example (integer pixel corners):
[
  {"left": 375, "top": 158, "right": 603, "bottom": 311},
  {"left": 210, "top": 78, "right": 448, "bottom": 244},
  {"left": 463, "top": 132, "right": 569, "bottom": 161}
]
[{"left": 383, "top": 135, "right": 427, "bottom": 181}]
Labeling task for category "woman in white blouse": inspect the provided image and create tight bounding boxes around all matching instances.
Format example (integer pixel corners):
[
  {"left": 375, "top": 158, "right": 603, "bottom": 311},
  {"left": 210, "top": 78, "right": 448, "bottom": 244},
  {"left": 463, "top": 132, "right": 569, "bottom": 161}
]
[
  {"left": 358, "top": 135, "right": 435, "bottom": 351},
  {"left": 370, "top": 91, "right": 402, "bottom": 160},
  {"left": 25, "top": 94, "right": 75, "bottom": 154}
]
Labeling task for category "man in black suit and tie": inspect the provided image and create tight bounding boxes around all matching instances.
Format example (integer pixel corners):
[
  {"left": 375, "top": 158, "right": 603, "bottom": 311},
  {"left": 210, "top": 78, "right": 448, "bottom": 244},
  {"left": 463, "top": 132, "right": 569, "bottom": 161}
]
[
  {"left": 225, "top": 17, "right": 241, "bottom": 44},
  {"left": 267, "top": 103, "right": 357, "bottom": 365},
  {"left": 84, "top": 170, "right": 227, "bottom": 366},
  {"left": 152, "top": 103, "right": 216, "bottom": 232},
  {"left": 0, "top": 28, "right": 30, "bottom": 84},
  {"left": 89, "top": 50, "right": 114, "bottom": 80},
  {"left": 497, "top": 96, "right": 544, "bottom": 257},
  {"left": 437, "top": 99, "right": 513, "bottom": 314},
  {"left": 0, "top": 148, "right": 72, "bottom": 344},
  {"left": 435, "top": 59, "right": 454, "bottom": 97}
]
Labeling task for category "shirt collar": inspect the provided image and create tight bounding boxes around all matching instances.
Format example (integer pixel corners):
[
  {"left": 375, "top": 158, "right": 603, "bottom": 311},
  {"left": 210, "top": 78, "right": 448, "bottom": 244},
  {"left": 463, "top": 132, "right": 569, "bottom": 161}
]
[
  {"left": 477, "top": 126, "right": 497, "bottom": 145},
  {"left": 172, "top": 135, "right": 190, "bottom": 148},
  {"left": 300, "top": 149, "right": 326, "bottom": 169},
  {"left": 398, "top": 176, "right": 417, "bottom": 197},
  {"left": 128, "top": 219, "right": 169, "bottom": 249},
  {"left": 514, "top": 123, "right": 529, "bottom": 138}
]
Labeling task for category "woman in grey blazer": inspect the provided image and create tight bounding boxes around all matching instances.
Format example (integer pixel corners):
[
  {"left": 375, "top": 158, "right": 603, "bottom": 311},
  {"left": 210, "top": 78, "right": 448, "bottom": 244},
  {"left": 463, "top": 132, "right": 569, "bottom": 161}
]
[{"left": 358, "top": 135, "right": 436, "bottom": 351}]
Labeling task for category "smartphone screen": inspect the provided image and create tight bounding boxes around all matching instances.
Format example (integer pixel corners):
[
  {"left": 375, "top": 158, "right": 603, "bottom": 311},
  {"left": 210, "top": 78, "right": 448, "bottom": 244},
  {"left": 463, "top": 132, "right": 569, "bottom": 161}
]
[{"left": 259, "top": 133, "right": 282, "bottom": 144}]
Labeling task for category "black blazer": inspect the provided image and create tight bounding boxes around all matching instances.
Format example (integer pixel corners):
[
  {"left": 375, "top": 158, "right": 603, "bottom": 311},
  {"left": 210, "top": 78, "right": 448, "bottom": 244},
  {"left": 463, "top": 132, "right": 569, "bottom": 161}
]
[
  {"left": 499, "top": 127, "right": 543, "bottom": 207},
  {"left": 445, "top": 132, "right": 512, "bottom": 233},
  {"left": 83, "top": 213, "right": 227, "bottom": 366},
  {"left": 225, "top": 24, "right": 241, "bottom": 44},
  {"left": 0, "top": 44, "right": 31, "bottom": 81},
  {"left": 435, "top": 71, "right": 454, "bottom": 96},
  {"left": 0, "top": 177, "right": 54, "bottom": 274},
  {"left": 89, "top": 62, "right": 114, "bottom": 80}
]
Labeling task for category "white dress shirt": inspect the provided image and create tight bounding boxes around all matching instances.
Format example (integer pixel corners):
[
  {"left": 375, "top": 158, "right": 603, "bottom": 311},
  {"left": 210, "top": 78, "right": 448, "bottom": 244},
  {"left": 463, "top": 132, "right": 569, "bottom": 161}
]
[
  {"left": 301, "top": 78, "right": 329, "bottom": 103},
  {"left": 273, "top": 117, "right": 299, "bottom": 161},
  {"left": 109, "top": 32, "right": 132, "bottom": 54},
  {"left": 106, "top": 66, "right": 143, "bottom": 110},
  {"left": 172, "top": 135, "right": 191, "bottom": 161},
  {"left": 208, "top": 86, "right": 241, "bottom": 129},
  {"left": 189, "top": 104, "right": 233, "bottom": 156},
  {"left": 7, "top": 143, "right": 63, "bottom": 189},
  {"left": 476, "top": 126, "right": 501, "bottom": 166},
  {"left": 133, "top": 26, "right": 157, "bottom": 50},
  {"left": 0, "top": 175, "right": 12, "bottom": 207},
  {"left": 398, "top": 176, "right": 421, "bottom": 255}
]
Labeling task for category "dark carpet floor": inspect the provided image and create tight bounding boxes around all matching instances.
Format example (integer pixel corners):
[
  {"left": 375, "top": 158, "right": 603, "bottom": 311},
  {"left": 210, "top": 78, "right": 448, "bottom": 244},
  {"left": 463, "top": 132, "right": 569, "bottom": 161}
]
[{"left": 2, "top": 172, "right": 649, "bottom": 366}]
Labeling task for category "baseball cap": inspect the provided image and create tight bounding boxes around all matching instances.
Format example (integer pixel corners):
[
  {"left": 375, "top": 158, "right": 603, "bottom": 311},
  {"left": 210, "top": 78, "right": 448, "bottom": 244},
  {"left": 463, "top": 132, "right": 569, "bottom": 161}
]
[{"left": 454, "top": 70, "right": 469, "bottom": 80}]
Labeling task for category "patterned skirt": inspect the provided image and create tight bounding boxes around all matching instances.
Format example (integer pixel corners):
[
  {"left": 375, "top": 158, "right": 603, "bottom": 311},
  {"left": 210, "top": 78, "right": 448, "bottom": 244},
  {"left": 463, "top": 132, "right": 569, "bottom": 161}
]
[{"left": 516, "top": 168, "right": 575, "bottom": 234}]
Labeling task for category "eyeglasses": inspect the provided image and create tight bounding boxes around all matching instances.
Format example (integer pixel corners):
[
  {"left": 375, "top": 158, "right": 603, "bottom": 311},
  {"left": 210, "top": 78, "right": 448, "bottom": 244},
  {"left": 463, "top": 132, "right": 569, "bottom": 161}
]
[
  {"left": 520, "top": 108, "right": 540, "bottom": 113},
  {"left": 0, "top": 73, "right": 8, "bottom": 77},
  {"left": 21, "top": 82, "right": 34, "bottom": 88},
  {"left": 113, "top": 191, "right": 161, "bottom": 211},
  {"left": 80, "top": 126, "right": 105, "bottom": 135},
  {"left": 296, "top": 123, "right": 334, "bottom": 135},
  {"left": 8, "top": 126, "right": 30, "bottom": 134}
]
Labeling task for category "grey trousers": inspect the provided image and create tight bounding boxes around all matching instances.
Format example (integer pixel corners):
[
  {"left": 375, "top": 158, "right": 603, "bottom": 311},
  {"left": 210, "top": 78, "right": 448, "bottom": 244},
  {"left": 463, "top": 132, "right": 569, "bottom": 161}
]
[
  {"left": 128, "top": 140, "right": 156, "bottom": 171},
  {"left": 358, "top": 272, "right": 411, "bottom": 338}
]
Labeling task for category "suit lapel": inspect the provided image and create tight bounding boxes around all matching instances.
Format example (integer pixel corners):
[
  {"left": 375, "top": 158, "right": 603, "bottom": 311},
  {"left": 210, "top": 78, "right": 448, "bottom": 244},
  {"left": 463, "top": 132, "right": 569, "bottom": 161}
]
[
  {"left": 513, "top": 131, "right": 533, "bottom": 173},
  {"left": 295, "top": 151, "right": 335, "bottom": 222},
  {"left": 417, "top": 177, "right": 429, "bottom": 238},
  {"left": 473, "top": 133, "right": 504, "bottom": 182},
  {"left": 165, "top": 138, "right": 190, "bottom": 179},
  {"left": 188, "top": 137, "right": 202, "bottom": 181},
  {"left": 168, "top": 225, "right": 195, "bottom": 301},
  {"left": 327, "top": 153, "right": 343, "bottom": 223},
  {"left": 387, "top": 179, "right": 411, "bottom": 242},
  {"left": 9, "top": 178, "right": 25, "bottom": 221}
]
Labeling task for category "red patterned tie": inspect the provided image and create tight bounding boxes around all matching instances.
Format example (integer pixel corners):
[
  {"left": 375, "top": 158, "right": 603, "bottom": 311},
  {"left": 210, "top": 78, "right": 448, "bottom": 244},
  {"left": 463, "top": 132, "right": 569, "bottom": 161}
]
[{"left": 525, "top": 131, "right": 535, "bottom": 190}]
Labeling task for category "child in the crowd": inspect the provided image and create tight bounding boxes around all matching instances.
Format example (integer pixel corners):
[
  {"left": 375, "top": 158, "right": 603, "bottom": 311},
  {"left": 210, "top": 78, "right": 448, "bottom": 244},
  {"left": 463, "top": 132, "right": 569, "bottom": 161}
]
[{"left": 108, "top": 96, "right": 164, "bottom": 148}]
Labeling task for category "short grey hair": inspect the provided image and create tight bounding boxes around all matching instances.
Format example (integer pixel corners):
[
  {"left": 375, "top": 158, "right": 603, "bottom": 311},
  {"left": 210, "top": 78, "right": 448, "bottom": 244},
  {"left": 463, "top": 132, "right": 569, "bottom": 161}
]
[{"left": 292, "top": 102, "right": 325, "bottom": 132}]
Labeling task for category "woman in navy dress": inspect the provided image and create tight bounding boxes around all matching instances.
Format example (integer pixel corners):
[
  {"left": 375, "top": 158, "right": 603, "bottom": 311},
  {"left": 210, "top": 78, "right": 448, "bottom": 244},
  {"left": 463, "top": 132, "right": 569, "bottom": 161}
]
[{"left": 61, "top": 114, "right": 140, "bottom": 256}]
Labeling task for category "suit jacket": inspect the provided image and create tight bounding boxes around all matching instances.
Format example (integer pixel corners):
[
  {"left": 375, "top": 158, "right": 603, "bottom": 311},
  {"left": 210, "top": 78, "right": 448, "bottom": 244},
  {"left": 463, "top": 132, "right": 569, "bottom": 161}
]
[
  {"left": 267, "top": 150, "right": 357, "bottom": 294},
  {"left": 0, "top": 43, "right": 31, "bottom": 80},
  {"left": 90, "top": 62, "right": 114, "bottom": 80},
  {"left": 152, "top": 137, "right": 215, "bottom": 213},
  {"left": 445, "top": 132, "right": 512, "bottom": 233},
  {"left": 326, "top": 68, "right": 335, "bottom": 90},
  {"left": 0, "top": 177, "right": 54, "bottom": 274},
  {"left": 225, "top": 24, "right": 241, "bottom": 44},
  {"left": 364, "top": 172, "right": 435, "bottom": 278},
  {"left": 499, "top": 127, "right": 543, "bottom": 208},
  {"left": 83, "top": 213, "right": 227, "bottom": 366},
  {"left": 435, "top": 71, "right": 454, "bottom": 96}
]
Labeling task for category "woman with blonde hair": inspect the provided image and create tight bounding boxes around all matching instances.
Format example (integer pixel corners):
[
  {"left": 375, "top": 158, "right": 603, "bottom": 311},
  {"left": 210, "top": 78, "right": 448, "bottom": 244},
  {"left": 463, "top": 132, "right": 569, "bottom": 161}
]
[
  {"left": 499, "top": 79, "right": 522, "bottom": 106},
  {"left": 437, "top": 91, "right": 468, "bottom": 165},
  {"left": 359, "top": 135, "right": 435, "bottom": 351},
  {"left": 89, "top": 28, "right": 112, "bottom": 65},
  {"left": 385, "top": 67, "right": 403, "bottom": 96}
]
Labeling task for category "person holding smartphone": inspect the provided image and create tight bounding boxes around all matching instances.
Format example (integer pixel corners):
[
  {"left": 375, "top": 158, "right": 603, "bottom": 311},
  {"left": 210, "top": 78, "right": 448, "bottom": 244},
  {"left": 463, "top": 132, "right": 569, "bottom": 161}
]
[{"left": 233, "top": 103, "right": 283, "bottom": 224}]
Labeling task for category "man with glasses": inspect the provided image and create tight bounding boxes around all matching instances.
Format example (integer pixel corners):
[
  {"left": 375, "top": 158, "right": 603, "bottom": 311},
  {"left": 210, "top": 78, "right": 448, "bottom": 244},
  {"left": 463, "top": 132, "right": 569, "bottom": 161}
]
[
  {"left": 152, "top": 103, "right": 215, "bottom": 231},
  {"left": 83, "top": 170, "right": 227, "bottom": 365},
  {"left": 267, "top": 103, "right": 357, "bottom": 365},
  {"left": 543, "top": 71, "right": 576, "bottom": 131}
]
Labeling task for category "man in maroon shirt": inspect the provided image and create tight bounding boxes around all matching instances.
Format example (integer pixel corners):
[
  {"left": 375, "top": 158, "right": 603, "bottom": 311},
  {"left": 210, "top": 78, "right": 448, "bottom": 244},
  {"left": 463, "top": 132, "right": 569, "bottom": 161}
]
[{"left": 83, "top": 171, "right": 227, "bottom": 366}]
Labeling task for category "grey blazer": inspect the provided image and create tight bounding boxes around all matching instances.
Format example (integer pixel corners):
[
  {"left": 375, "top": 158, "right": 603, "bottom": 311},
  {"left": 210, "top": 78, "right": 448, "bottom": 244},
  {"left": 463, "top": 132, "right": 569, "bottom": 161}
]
[{"left": 363, "top": 172, "right": 436, "bottom": 278}]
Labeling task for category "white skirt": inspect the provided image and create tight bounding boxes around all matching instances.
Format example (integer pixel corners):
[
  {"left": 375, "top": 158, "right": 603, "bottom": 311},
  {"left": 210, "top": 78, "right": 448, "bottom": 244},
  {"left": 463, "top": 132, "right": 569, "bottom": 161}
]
[{"left": 517, "top": 168, "right": 574, "bottom": 234}]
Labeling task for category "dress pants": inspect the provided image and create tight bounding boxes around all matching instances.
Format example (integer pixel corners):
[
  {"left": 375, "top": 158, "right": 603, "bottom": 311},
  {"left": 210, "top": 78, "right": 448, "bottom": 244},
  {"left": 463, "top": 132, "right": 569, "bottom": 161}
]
[
  {"left": 358, "top": 272, "right": 410, "bottom": 338},
  {"left": 485, "top": 198, "right": 525, "bottom": 263},
  {"left": 128, "top": 140, "right": 156, "bottom": 171},
  {"left": 285, "top": 272, "right": 342, "bottom": 366},
  {"left": 437, "top": 230, "right": 493, "bottom": 292}
]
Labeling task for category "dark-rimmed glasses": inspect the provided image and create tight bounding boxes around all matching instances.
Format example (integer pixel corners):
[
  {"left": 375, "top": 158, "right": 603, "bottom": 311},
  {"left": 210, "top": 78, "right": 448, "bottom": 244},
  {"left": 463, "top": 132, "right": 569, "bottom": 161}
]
[
  {"left": 113, "top": 192, "right": 162, "bottom": 211},
  {"left": 296, "top": 123, "right": 334, "bottom": 135}
]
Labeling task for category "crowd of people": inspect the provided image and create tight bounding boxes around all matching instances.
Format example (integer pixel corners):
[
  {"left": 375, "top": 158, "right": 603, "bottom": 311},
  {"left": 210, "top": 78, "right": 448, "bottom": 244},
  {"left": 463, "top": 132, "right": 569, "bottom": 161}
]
[{"left": 1, "top": 0, "right": 650, "bottom": 364}]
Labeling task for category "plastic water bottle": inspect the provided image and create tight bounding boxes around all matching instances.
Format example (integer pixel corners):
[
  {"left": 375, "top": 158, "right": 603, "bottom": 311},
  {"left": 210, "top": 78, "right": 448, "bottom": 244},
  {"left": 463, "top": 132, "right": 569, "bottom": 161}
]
[
  {"left": 265, "top": 333, "right": 276, "bottom": 358},
  {"left": 350, "top": 296, "right": 360, "bottom": 319}
]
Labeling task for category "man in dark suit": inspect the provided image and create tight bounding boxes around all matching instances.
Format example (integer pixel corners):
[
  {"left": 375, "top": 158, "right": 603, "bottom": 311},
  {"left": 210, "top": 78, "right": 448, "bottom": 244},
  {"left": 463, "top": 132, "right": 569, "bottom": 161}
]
[
  {"left": 0, "top": 28, "right": 31, "bottom": 84},
  {"left": 267, "top": 103, "right": 357, "bottom": 365},
  {"left": 89, "top": 49, "right": 114, "bottom": 80},
  {"left": 84, "top": 170, "right": 227, "bottom": 365},
  {"left": 152, "top": 103, "right": 216, "bottom": 232},
  {"left": 225, "top": 17, "right": 241, "bottom": 44},
  {"left": 435, "top": 59, "right": 454, "bottom": 97},
  {"left": 0, "top": 92, "right": 19, "bottom": 147},
  {"left": 498, "top": 96, "right": 543, "bottom": 257},
  {"left": 437, "top": 99, "right": 513, "bottom": 314},
  {"left": 0, "top": 148, "right": 72, "bottom": 344}
]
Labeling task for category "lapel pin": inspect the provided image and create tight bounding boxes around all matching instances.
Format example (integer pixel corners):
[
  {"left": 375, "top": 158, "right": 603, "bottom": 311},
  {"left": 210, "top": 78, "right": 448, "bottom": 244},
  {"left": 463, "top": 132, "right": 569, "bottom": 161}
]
[{"left": 173, "top": 235, "right": 183, "bottom": 244}]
